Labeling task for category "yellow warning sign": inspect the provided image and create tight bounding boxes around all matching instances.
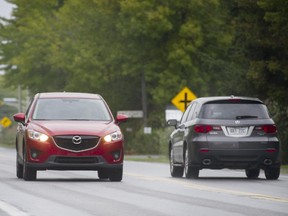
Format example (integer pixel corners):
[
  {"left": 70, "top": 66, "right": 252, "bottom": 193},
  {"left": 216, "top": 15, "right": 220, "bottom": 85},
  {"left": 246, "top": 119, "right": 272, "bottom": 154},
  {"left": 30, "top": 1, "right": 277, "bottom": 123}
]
[
  {"left": 0, "top": 117, "right": 12, "bottom": 128},
  {"left": 171, "top": 87, "right": 197, "bottom": 112}
]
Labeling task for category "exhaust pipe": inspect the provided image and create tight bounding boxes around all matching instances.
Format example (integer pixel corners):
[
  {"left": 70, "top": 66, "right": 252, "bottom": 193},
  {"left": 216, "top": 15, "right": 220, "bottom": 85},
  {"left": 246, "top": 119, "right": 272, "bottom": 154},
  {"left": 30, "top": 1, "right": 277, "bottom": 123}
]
[
  {"left": 202, "top": 159, "right": 211, "bottom": 166},
  {"left": 263, "top": 159, "right": 273, "bottom": 166}
]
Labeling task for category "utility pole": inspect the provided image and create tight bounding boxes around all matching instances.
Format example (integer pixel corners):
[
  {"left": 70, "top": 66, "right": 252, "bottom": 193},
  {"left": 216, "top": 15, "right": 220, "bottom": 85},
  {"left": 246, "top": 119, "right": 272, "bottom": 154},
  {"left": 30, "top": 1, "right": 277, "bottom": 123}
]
[
  {"left": 18, "top": 85, "right": 22, "bottom": 112},
  {"left": 141, "top": 71, "right": 147, "bottom": 127}
]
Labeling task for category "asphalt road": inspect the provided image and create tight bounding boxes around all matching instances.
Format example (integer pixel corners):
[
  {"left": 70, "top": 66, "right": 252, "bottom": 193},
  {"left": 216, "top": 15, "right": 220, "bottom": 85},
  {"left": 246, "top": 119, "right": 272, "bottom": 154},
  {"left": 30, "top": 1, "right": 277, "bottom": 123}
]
[{"left": 0, "top": 147, "right": 287, "bottom": 216}]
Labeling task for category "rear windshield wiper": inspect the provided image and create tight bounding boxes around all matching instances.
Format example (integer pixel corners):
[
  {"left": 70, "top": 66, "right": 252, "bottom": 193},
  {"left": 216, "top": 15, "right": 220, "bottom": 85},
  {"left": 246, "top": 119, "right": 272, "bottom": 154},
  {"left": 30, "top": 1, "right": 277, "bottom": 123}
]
[{"left": 236, "top": 115, "right": 258, "bottom": 119}]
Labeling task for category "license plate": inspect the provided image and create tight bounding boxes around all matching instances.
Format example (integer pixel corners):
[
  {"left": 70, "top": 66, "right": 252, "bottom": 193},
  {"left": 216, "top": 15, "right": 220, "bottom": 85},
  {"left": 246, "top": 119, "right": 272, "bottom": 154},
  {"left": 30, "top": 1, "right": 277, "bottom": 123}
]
[{"left": 227, "top": 127, "right": 248, "bottom": 136}]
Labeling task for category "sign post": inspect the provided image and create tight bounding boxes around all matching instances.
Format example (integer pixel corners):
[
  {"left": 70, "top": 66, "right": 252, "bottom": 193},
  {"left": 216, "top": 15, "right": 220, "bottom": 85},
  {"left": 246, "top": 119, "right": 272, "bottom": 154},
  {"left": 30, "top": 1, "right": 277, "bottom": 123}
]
[{"left": 171, "top": 87, "right": 197, "bottom": 112}]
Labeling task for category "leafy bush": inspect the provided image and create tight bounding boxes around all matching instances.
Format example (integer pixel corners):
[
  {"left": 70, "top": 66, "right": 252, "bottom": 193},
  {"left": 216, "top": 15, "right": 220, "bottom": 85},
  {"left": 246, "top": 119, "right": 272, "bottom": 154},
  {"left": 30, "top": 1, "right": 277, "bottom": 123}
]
[
  {"left": 124, "top": 126, "right": 173, "bottom": 156},
  {"left": 0, "top": 125, "right": 16, "bottom": 147}
]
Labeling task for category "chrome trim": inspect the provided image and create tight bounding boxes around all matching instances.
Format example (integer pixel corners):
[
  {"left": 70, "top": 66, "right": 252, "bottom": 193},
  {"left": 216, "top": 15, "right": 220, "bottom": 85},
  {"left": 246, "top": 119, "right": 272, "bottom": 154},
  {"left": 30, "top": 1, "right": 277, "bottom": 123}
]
[
  {"left": 72, "top": 136, "right": 82, "bottom": 145},
  {"left": 52, "top": 136, "right": 100, "bottom": 153}
]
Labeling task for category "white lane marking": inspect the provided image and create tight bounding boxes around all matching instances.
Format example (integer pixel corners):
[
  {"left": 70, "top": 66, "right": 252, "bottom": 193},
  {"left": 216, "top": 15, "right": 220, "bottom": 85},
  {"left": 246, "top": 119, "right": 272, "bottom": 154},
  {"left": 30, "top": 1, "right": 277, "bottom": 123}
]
[{"left": 0, "top": 201, "right": 28, "bottom": 216}]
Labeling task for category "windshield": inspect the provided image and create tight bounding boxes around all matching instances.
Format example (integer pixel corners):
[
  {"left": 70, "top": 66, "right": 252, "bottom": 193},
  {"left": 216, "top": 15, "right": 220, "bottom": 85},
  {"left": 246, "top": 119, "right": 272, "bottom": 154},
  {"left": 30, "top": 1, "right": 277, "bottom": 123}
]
[
  {"left": 32, "top": 98, "right": 112, "bottom": 121},
  {"left": 199, "top": 103, "right": 270, "bottom": 120}
]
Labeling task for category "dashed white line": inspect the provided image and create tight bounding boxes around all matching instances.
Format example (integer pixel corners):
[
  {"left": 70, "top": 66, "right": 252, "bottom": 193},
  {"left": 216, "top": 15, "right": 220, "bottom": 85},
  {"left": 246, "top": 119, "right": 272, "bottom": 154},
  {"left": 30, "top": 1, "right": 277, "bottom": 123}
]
[{"left": 0, "top": 201, "right": 28, "bottom": 216}]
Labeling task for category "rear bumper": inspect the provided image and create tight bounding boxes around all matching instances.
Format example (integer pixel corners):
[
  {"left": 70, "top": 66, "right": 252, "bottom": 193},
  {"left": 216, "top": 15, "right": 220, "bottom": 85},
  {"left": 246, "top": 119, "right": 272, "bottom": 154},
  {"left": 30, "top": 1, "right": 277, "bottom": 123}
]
[
  {"left": 189, "top": 137, "right": 281, "bottom": 169},
  {"left": 25, "top": 155, "right": 123, "bottom": 171},
  {"left": 190, "top": 149, "right": 281, "bottom": 170}
]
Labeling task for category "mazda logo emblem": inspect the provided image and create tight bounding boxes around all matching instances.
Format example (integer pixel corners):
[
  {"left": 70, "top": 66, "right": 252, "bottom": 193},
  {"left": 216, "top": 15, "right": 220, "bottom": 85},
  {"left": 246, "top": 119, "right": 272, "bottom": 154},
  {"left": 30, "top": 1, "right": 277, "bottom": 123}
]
[
  {"left": 235, "top": 120, "right": 240, "bottom": 124},
  {"left": 72, "top": 136, "right": 82, "bottom": 145}
]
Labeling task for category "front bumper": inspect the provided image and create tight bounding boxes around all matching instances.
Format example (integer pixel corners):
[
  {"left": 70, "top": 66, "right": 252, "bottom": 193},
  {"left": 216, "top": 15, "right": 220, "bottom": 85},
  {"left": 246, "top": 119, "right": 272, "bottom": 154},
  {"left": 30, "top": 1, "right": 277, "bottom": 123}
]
[{"left": 25, "top": 155, "right": 123, "bottom": 171}]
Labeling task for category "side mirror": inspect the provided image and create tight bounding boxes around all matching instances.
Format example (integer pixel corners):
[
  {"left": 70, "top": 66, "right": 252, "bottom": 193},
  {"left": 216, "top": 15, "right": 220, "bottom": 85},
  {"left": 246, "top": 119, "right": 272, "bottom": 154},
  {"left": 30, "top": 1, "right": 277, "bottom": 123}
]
[
  {"left": 116, "top": 114, "right": 128, "bottom": 124},
  {"left": 167, "top": 119, "right": 178, "bottom": 128},
  {"left": 13, "top": 113, "right": 26, "bottom": 123}
]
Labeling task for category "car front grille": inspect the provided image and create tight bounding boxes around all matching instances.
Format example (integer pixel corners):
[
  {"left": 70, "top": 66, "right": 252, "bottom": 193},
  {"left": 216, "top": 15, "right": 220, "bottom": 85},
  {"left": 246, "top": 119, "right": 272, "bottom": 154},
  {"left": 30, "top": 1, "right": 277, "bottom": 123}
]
[
  {"left": 53, "top": 135, "right": 100, "bottom": 152},
  {"left": 54, "top": 156, "right": 99, "bottom": 164}
]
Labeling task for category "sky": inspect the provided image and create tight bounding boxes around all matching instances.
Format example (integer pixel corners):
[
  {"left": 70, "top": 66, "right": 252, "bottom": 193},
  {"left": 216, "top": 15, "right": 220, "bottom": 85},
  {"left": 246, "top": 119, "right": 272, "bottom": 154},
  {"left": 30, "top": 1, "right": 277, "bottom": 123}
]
[{"left": 0, "top": 0, "right": 13, "bottom": 19}]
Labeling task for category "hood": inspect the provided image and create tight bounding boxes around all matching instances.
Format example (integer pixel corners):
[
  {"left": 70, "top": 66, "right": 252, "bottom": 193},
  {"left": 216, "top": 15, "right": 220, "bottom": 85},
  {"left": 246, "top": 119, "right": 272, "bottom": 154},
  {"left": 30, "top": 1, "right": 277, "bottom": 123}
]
[{"left": 29, "top": 120, "right": 118, "bottom": 136}]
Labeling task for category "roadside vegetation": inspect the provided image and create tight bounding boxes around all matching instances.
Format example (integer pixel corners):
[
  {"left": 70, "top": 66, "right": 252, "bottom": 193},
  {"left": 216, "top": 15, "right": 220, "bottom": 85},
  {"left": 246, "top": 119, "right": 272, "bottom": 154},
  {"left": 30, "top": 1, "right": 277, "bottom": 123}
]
[
  {"left": 0, "top": 0, "right": 287, "bottom": 164},
  {"left": 281, "top": 165, "right": 288, "bottom": 174}
]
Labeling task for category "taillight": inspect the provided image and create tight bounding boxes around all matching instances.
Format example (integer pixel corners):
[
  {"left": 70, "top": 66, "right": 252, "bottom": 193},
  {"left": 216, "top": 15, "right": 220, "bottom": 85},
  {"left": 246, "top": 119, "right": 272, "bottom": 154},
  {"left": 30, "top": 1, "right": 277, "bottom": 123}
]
[
  {"left": 194, "top": 125, "right": 221, "bottom": 133},
  {"left": 255, "top": 125, "right": 277, "bottom": 134},
  {"left": 199, "top": 148, "right": 209, "bottom": 153},
  {"left": 265, "top": 148, "right": 277, "bottom": 153}
]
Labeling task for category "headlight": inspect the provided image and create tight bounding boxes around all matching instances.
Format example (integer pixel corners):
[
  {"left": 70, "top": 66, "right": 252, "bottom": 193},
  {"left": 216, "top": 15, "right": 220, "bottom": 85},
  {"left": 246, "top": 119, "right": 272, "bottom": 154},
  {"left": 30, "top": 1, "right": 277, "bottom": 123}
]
[
  {"left": 104, "top": 131, "right": 122, "bottom": 142},
  {"left": 28, "top": 129, "right": 49, "bottom": 142}
]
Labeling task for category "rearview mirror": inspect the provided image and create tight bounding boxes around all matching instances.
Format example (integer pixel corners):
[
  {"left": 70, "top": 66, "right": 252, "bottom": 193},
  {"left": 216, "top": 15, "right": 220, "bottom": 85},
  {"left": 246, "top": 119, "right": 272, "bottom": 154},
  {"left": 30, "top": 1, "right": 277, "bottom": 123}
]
[
  {"left": 13, "top": 113, "right": 25, "bottom": 123},
  {"left": 116, "top": 114, "right": 128, "bottom": 124},
  {"left": 167, "top": 119, "right": 178, "bottom": 128}
]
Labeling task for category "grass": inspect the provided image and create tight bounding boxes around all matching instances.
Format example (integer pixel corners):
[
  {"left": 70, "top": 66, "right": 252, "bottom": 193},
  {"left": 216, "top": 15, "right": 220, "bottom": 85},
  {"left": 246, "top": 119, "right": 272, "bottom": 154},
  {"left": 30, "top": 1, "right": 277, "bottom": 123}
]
[
  {"left": 281, "top": 165, "right": 288, "bottom": 174},
  {"left": 0, "top": 143, "right": 14, "bottom": 148}
]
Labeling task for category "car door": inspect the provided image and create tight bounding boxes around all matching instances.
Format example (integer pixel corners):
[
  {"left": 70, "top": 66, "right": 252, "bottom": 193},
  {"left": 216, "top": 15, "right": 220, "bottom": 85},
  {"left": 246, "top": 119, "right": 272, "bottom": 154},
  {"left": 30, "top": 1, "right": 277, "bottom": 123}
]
[
  {"left": 172, "top": 104, "right": 194, "bottom": 163},
  {"left": 16, "top": 120, "right": 25, "bottom": 160},
  {"left": 17, "top": 99, "right": 34, "bottom": 160},
  {"left": 179, "top": 103, "right": 198, "bottom": 162}
]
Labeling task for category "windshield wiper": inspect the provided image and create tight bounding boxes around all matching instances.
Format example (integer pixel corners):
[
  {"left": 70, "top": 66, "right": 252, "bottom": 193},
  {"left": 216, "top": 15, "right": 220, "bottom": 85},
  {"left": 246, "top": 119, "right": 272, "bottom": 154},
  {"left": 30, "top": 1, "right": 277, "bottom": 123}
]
[
  {"left": 64, "top": 119, "right": 91, "bottom": 121},
  {"left": 236, "top": 115, "right": 258, "bottom": 119}
]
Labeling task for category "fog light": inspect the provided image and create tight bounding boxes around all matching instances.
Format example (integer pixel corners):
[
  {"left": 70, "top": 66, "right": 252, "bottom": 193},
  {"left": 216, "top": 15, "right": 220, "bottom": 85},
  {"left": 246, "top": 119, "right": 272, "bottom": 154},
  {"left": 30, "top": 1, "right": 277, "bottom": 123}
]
[
  {"left": 112, "top": 151, "right": 121, "bottom": 160},
  {"left": 30, "top": 149, "right": 40, "bottom": 159}
]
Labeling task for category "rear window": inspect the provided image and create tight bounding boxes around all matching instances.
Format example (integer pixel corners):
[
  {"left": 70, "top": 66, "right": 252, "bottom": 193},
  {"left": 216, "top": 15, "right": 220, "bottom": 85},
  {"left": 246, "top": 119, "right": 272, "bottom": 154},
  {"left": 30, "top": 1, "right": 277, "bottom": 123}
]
[{"left": 199, "top": 102, "right": 270, "bottom": 120}]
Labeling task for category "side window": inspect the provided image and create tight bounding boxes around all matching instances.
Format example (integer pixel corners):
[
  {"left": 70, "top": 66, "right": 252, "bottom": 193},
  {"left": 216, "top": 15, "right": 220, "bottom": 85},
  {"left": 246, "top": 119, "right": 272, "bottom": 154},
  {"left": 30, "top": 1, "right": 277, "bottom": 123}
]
[
  {"left": 180, "top": 104, "right": 192, "bottom": 124},
  {"left": 25, "top": 98, "right": 34, "bottom": 122},
  {"left": 193, "top": 103, "right": 200, "bottom": 119},
  {"left": 186, "top": 103, "right": 197, "bottom": 121}
]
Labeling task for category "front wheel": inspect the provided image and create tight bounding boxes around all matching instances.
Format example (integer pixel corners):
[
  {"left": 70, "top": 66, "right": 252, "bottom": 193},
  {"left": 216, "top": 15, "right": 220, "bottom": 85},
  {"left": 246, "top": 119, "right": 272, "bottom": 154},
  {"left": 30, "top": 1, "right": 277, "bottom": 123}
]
[
  {"left": 184, "top": 147, "right": 199, "bottom": 179},
  {"left": 16, "top": 153, "right": 23, "bottom": 179},
  {"left": 265, "top": 167, "right": 280, "bottom": 180},
  {"left": 23, "top": 147, "right": 37, "bottom": 181},
  {"left": 109, "top": 168, "right": 123, "bottom": 182},
  {"left": 23, "top": 162, "right": 37, "bottom": 181},
  {"left": 170, "top": 148, "right": 183, "bottom": 177},
  {"left": 98, "top": 169, "right": 109, "bottom": 180}
]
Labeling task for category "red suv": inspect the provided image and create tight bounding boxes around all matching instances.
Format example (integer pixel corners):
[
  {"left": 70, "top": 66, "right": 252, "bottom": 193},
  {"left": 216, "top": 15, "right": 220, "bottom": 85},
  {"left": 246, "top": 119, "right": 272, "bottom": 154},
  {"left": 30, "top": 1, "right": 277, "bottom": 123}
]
[{"left": 13, "top": 92, "right": 128, "bottom": 181}]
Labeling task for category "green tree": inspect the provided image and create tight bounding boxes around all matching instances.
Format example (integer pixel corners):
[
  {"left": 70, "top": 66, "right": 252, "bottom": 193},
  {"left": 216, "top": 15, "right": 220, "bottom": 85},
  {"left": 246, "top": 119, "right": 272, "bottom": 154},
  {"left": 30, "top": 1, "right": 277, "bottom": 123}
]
[
  {"left": 0, "top": 0, "right": 68, "bottom": 93},
  {"left": 1, "top": 0, "right": 234, "bottom": 114},
  {"left": 5, "top": 0, "right": 286, "bottom": 157},
  {"left": 227, "top": 0, "right": 288, "bottom": 162},
  {"left": 115, "top": 0, "right": 234, "bottom": 125},
  {"left": 48, "top": 0, "right": 143, "bottom": 112}
]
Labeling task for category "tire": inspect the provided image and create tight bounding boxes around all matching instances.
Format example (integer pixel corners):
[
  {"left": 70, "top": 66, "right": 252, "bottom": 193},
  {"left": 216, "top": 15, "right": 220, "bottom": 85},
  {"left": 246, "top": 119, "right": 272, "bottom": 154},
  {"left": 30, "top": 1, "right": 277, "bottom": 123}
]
[
  {"left": 245, "top": 169, "right": 260, "bottom": 179},
  {"left": 16, "top": 153, "right": 23, "bottom": 179},
  {"left": 169, "top": 148, "right": 183, "bottom": 177},
  {"left": 265, "top": 167, "right": 280, "bottom": 180},
  {"left": 23, "top": 147, "right": 37, "bottom": 181},
  {"left": 109, "top": 168, "right": 123, "bottom": 182},
  {"left": 184, "top": 147, "right": 199, "bottom": 179},
  {"left": 23, "top": 163, "right": 37, "bottom": 181},
  {"left": 98, "top": 169, "right": 109, "bottom": 180}
]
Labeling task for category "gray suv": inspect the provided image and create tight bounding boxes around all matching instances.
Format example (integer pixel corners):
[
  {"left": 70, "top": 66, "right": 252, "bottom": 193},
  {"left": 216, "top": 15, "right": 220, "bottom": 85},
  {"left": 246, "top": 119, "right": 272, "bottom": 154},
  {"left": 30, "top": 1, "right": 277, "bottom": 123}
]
[{"left": 167, "top": 96, "right": 281, "bottom": 180}]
